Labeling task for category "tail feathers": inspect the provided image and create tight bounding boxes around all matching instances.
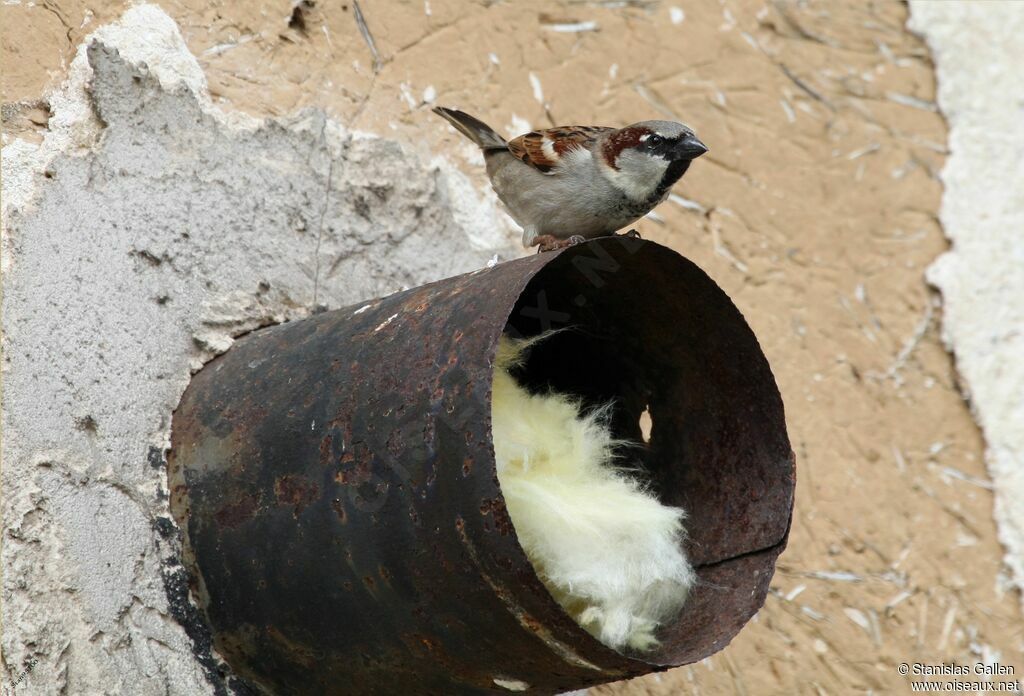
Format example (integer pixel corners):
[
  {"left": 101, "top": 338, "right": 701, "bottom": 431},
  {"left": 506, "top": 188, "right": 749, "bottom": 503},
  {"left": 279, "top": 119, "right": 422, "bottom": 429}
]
[{"left": 432, "top": 107, "right": 507, "bottom": 151}]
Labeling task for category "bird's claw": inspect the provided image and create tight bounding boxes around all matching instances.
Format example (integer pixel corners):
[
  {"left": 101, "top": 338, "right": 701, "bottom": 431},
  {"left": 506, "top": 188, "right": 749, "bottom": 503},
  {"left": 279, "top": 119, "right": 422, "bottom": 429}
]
[{"left": 618, "top": 229, "right": 642, "bottom": 240}]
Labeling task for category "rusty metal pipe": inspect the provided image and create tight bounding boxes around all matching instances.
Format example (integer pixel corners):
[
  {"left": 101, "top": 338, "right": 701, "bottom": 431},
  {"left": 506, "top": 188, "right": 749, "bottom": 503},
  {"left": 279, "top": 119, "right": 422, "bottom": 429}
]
[{"left": 168, "top": 238, "right": 794, "bottom": 695}]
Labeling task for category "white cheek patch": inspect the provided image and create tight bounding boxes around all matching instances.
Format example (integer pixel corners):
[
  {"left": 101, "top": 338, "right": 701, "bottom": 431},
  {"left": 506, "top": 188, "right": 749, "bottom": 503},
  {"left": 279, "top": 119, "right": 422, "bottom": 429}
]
[{"left": 603, "top": 150, "right": 670, "bottom": 201}]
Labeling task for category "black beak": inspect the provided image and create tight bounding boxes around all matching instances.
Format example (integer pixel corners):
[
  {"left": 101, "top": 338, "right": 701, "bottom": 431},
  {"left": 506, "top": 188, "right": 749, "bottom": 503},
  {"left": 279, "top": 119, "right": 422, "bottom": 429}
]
[{"left": 674, "top": 134, "right": 708, "bottom": 160}]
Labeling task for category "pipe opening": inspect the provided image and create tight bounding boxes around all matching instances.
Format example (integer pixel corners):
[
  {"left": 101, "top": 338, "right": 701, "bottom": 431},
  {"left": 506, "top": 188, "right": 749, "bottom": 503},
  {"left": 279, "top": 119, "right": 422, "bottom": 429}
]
[
  {"left": 497, "top": 240, "right": 793, "bottom": 664},
  {"left": 491, "top": 329, "right": 695, "bottom": 654}
]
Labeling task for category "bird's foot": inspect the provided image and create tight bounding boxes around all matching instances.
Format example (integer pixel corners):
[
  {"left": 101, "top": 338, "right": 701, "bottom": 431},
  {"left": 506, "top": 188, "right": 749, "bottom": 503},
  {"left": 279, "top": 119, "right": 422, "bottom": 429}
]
[
  {"left": 535, "top": 234, "right": 588, "bottom": 253},
  {"left": 617, "top": 229, "right": 642, "bottom": 240}
]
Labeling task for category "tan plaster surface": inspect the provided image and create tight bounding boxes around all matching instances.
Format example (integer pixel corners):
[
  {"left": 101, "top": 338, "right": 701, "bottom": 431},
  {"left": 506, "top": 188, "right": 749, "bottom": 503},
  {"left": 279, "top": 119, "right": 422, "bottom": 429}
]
[{"left": 4, "top": 1, "right": 1021, "bottom": 693}]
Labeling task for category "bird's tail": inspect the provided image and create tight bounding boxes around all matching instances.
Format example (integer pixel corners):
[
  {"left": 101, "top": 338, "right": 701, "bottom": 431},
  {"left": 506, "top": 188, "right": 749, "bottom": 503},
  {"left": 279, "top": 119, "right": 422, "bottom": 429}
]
[{"left": 432, "top": 107, "right": 508, "bottom": 151}]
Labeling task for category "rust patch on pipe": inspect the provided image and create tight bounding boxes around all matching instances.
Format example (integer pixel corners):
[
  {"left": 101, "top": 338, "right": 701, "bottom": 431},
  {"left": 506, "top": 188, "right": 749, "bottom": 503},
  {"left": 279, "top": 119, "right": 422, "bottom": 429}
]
[
  {"left": 479, "top": 497, "right": 515, "bottom": 536},
  {"left": 213, "top": 494, "right": 259, "bottom": 529},
  {"left": 273, "top": 475, "right": 319, "bottom": 515}
]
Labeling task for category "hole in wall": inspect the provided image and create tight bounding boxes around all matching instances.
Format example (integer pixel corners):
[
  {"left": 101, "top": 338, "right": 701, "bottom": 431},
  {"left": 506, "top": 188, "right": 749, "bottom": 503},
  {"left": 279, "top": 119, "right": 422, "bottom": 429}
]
[
  {"left": 288, "top": 0, "right": 315, "bottom": 36},
  {"left": 639, "top": 405, "right": 652, "bottom": 444}
]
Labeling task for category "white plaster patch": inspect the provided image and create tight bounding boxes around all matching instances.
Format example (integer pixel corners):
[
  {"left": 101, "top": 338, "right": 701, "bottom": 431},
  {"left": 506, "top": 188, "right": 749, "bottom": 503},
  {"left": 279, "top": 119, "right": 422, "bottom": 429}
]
[
  {"left": 909, "top": 2, "right": 1024, "bottom": 608},
  {"left": 399, "top": 81, "right": 418, "bottom": 108},
  {"left": 1, "top": 6, "right": 518, "bottom": 693},
  {"left": 529, "top": 72, "right": 545, "bottom": 104},
  {"left": 543, "top": 20, "right": 599, "bottom": 33},
  {"left": 507, "top": 114, "right": 532, "bottom": 138}
]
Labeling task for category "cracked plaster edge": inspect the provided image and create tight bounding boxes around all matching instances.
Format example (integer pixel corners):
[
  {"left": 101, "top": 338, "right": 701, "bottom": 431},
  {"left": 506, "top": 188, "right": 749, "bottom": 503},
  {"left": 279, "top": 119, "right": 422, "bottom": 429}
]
[
  {"left": 1, "top": 4, "right": 520, "bottom": 692},
  {"left": 2, "top": 5, "right": 261, "bottom": 224},
  {"left": 1, "top": 4, "right": 517, "bottom": 252},
  {"left": 2, "top": 1, "right": 520, "bottom": 397}
]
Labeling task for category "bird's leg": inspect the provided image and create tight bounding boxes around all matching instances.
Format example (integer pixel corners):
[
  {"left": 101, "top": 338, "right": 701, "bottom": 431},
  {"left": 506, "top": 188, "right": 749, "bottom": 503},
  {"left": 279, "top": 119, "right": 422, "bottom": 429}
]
[
  {"left": 534, "top": 235, "right": 588, "bottom": 253},
  {"left": 617, "top": 229, "right": 642, "bottom": 239},
  {"left": 534, "top": 235, "right": 560, "bottom": 253}
]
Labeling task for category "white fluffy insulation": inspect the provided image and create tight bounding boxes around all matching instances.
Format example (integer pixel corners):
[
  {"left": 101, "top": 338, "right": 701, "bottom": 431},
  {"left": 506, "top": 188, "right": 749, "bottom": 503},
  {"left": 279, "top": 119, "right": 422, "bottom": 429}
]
[{"left": 490, "top": 334, "right": 695, "bottom": 652}]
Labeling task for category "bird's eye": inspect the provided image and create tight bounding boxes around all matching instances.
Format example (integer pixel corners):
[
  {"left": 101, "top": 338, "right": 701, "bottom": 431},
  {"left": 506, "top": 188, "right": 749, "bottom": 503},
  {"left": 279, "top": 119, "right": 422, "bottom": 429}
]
[{"left": 646, "top": 134, "right": 664, "bottom": 147}]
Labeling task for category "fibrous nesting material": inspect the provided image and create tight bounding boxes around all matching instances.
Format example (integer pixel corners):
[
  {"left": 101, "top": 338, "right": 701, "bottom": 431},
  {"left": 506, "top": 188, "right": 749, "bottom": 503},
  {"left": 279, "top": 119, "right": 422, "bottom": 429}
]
[{"left": 491, "top": 334, "right": 695, "bottom": 651}]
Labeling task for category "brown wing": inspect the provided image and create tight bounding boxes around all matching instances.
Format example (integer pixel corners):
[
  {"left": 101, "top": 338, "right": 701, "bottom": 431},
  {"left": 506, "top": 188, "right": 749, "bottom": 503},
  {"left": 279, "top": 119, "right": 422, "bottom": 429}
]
[{"left": 506, "top": 126, "right": 614, "bottom": 174}]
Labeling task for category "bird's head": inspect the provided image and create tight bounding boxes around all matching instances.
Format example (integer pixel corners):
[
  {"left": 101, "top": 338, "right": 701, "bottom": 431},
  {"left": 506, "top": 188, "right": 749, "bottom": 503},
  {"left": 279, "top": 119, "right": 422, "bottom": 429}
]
[{"left": 600, "top": 120, "right": 707, "bottom": 203}]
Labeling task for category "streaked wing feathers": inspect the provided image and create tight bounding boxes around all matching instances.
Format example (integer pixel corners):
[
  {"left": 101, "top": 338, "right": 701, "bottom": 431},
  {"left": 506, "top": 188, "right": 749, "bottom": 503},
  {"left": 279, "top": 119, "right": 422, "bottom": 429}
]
[{"left": 506, "top": 126, "right": 613, "bottom": 173}]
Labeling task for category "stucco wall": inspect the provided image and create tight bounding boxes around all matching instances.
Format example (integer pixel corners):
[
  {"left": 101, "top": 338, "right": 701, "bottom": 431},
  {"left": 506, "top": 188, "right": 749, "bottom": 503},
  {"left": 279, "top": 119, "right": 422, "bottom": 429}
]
[
  {"left": 910, "top": 0, "right": 1024, "bottom": 614},
  {"left": 2, "top": 1, "right": 1021, "bottom": 694}
]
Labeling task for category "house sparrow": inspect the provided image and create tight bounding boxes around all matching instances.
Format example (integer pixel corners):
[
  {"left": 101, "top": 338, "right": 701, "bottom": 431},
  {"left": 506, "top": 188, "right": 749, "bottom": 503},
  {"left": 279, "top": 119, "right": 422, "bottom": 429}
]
[{"left": 433, "top": 107, "right": 707, "bottom": 251}]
